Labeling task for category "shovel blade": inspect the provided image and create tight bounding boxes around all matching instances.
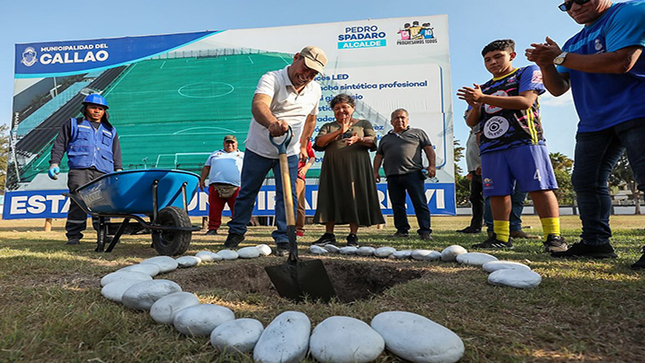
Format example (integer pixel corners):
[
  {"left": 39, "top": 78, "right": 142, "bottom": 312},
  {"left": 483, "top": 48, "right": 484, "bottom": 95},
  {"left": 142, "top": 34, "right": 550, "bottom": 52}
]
[{"left": 265, "top": 259, "right": 336, "bottom": 303}]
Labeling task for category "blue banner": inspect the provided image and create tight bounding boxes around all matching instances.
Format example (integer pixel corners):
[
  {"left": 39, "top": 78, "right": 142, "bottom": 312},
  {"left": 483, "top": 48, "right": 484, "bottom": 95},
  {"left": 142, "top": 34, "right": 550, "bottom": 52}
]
[
  {"left": 3, "top": 183, "right": 455, "bottom": 220},
  {"left": 15, "top": 31, "right": 218, "bottom": 77}
]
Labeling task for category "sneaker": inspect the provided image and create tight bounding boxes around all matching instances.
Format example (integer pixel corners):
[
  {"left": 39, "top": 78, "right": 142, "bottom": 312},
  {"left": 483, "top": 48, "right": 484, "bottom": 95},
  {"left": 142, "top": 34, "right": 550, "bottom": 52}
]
[
  {"left": 456, "top": 226, "right": 481, "bottom": 234},
  {"left": 472, "top": 233, "right": 514, "bottom": 249},
  {"left": 296, "top": 230, "right": 305, "bottom": 237},
  {"left": 551, "top": 241, "right": 617, "bottom": 259},
  {"left": 419, "top": 232, "right": 433, "bottom": 241},
  {"left": 631, "top": 247, "right": 645, "bottom": 270},
  {"left": 510, "top": 230, "right": 540, "bottom": 239},
  {"left": 204, "top": 230, "right": 218, "bottom": 236},
  {"left": 275, "top": 243, "right": 289, "bottom": 257},
  {"left": 543, "top": 234, "right": 568, "bottom": 253},
  {"left": 346, "top": 233, "right": 359, "bottom": 247},
  {"left": 391, "top": 231, "right": 410, "bottom": 238},
  {"left": 313, "top": 233, "right": 336, "bottom": 246},
  {"left": 65, "top": 238, "right": 80, "bottom": 245},
  {"left": 224, "top": 232, "right": 245, "bottom": 248}
]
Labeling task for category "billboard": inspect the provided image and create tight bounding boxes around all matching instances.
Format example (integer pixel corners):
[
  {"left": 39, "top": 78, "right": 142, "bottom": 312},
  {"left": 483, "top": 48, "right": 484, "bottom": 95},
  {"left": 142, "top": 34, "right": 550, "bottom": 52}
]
[{"left": 5, "top": 16, "right": 455, "bottom": 219}]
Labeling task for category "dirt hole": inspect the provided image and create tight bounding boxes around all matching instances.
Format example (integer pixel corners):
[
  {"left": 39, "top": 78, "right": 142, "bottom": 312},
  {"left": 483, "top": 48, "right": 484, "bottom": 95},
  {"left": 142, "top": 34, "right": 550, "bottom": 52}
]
[{"left": 169, "top": 259, "right": 425, "bottom": 303}]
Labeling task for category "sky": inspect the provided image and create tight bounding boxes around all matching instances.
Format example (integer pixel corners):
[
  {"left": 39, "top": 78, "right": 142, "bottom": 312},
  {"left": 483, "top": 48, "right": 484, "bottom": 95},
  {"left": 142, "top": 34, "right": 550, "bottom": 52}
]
[{"left": 0, "top": 0, "right": 596, "bottom": 170}]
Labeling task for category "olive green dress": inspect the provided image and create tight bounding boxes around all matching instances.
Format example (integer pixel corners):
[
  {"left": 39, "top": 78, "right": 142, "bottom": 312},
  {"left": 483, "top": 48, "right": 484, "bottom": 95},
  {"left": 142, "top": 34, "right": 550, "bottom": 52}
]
[{"left": 313, "top": 119, "right": 385, "bottom": 226}]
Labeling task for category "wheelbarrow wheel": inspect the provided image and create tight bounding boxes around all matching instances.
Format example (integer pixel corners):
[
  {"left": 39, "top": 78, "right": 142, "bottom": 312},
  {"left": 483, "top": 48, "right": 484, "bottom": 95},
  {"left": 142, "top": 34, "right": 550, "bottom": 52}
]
[{"left": 152, "top": 206, "right": 192, "bottom": 256}]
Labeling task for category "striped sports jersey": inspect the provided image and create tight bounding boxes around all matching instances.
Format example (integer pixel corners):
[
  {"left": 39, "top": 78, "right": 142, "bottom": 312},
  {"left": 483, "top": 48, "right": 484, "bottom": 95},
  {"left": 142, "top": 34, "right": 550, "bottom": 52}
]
[{"left": 477, "top": 65, "right": 546, "bottom": 154}]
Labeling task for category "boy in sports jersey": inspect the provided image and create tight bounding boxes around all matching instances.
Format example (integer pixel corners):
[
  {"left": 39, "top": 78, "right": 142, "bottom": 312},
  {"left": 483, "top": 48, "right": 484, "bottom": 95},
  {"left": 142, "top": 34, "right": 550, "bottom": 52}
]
[{"left": 457, "top": 39, "right": 567, "bottom": 252}]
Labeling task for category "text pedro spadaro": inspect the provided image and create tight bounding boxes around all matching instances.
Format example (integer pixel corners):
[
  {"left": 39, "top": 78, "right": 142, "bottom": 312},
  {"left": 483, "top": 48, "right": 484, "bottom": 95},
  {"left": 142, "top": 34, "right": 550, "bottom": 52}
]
[{"left": 39, "top": 44, "right": 109, "bottom": 65}]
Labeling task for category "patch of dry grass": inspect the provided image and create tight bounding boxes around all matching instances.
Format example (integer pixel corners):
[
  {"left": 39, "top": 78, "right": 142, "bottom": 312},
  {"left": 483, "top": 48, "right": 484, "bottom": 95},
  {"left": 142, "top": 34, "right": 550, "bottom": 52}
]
[{"left": 0, "top": 215, "right": 644, "bottom": 362}]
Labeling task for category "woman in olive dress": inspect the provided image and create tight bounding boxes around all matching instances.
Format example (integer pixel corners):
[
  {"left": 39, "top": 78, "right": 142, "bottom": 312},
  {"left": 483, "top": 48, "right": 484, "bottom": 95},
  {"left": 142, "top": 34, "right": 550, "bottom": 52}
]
[{"left": 312, "top": 94, "right": 385, "bottom": 246}]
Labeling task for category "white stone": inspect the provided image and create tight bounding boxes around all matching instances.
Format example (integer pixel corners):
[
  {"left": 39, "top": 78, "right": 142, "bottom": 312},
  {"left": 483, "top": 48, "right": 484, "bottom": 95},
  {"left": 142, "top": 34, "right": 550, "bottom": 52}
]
[
  {"left": 482, "top": 260, "right": 531, "bottom": 273},
  {"left": 140, "top": 256, "right": 178, "bottom": 273},
  {"left": 150, "top": 292, "right": 200, "bottom": 324},
  {"left": 488, "top": 269, "right": 542, "bottom": 289},
  {"left": 339, "top": 246, "right": 358, "bottom": 255},
  {"left": 371, "top": 311, "right": 464, "bottom": 363},
  {"left": 238, "top": 246, "right": 261, "bottom": 259},
  {"left": 393, "top": 250, "right": 412, "bottom": 259},
  {"left": 101, "top": 270, "right": 152, "bottom": 287},
  {"left": 356, "top": 246, "right": 376, "bottom": 256},
  {"left": 310, "top": 316, "right": 385, "bottom": 363},
  {"left": 256, "top": 244, "right": 272, "bottom": 256},
  {"left": 173, "top": 304, "right": 236, "bottom": 337},
  {"left": 411, "top": 250, "right": 441, "bottom": 261},
  {"left": 217, "top": 249, "right": 239, "bottom": 260},
  {"left": 375, "top": 247, "right": 397, "bottom": 258},
  {"left": 210, "top": 318, "right": 264, "bottom": 354},
  {"left": 176, "top": 256, "right": 201, "bottom": 267},
  {"left": 196, "top": 251, "right": 215, "bottom": 262},
  {"left": 456, "top": 252, "right": 498, "bottom": 266},
  {"left": 117, "top": 263, "right": 161, "bottom": 277},
  {"left": 101, "top": 279, "right": 146, "bottom": 303},
  {"left": 324, "top": 244, "right": 341, "bottom": 253},
  {"left": 253, "top": 311, "right": 310, "bottom": 363},
  {"left": 310, "top": 245, "right": 328, "bottom": 255},
  {"left": 122, "top": 279, "right": 182, "bottom": 310},
  {"left": 209, "top": 252, "right": 223, "bottom": 261},
  {"left": 441, "top": 245, "right": 468, "bottom": 262}
]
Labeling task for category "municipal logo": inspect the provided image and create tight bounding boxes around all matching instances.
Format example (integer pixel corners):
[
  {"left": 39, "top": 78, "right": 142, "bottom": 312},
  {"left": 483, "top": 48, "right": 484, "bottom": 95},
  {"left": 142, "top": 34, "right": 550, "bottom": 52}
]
[
  {"left": 396, "top": 20, "right": 437, "bottom": 46},
  {"left": 21, "top": 47, "right": 37, "bottom": 67}
]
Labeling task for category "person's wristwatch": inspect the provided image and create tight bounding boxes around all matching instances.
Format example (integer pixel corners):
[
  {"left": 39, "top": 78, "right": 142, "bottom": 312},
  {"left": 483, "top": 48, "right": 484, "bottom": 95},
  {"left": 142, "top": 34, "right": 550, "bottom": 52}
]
[{"left": 553, "top": 51, "right": 568, "bottom": 65}]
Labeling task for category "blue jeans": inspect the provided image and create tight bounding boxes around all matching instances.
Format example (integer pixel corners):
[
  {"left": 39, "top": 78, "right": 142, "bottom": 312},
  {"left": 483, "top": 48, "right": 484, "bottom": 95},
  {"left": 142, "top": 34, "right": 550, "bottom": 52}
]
[
  {"left": 484, "top": 188, "right": 526, "bottom": 232},
  {"left": 387, "top": 170, "right": 432, "bottom": 235},
  {"left": 227, "top": 149, "right": 298, "bottom": 243},
  {"left": 572, "top": 118, "right": 645, "bottom": 245}
]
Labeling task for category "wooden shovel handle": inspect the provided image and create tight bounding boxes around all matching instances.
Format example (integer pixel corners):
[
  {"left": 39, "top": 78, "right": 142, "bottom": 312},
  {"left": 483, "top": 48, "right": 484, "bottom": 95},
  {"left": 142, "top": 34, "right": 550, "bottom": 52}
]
[{"left": 279, "top": 153, "right": 295, "bottom": 226}]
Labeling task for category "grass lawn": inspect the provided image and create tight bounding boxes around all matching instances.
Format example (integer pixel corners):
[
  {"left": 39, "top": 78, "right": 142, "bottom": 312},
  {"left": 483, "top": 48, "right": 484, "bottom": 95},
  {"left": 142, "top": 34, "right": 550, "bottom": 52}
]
[{"left": 0, "top": 215, "right": 643, "bottom": 362}]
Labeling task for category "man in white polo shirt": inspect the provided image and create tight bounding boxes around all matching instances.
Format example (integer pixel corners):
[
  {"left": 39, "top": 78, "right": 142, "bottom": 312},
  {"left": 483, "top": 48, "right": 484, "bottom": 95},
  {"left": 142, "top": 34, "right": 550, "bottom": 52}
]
[
  {"left": 225, "top": 46, "right": 327, "bottom": 255},
  {"left": 200, "top": 135, "right": 244, "bottom": 235}
]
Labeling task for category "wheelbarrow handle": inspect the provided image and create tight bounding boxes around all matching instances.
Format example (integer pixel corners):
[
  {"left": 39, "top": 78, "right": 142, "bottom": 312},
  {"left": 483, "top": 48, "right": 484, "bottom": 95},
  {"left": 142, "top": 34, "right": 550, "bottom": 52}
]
[{"left": 268, "top": 126, "right": 293, "bottom": 155}]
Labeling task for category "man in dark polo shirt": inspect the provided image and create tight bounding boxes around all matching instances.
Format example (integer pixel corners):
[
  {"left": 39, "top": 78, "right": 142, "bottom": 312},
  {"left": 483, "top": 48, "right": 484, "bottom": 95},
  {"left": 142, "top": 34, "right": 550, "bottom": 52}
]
[{"left": 373, "top": 108, "right": 436, "bottom": 240}]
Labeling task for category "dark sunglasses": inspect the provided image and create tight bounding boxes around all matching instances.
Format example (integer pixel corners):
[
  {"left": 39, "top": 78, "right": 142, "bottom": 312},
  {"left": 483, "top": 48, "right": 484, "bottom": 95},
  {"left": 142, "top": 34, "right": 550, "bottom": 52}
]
[{"left": 558, "top": 0, "right": 592, "bottom": 11}]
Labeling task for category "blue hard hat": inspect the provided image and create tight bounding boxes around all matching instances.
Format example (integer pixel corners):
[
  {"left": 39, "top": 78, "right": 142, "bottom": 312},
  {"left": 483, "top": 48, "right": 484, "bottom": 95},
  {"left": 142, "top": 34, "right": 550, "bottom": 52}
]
[{"left": 82, "top": 94, "right": 109, "bottom": 109}]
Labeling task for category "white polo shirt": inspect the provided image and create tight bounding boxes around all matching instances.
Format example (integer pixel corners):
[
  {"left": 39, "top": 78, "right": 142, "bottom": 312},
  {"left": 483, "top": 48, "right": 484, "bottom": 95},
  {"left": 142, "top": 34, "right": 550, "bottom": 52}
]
[
  {"left": 244, "top": 65, "right": 321, "bottom": 158},
  {"left": 205, "top": 149, "right": 244, "bottom": 187}
]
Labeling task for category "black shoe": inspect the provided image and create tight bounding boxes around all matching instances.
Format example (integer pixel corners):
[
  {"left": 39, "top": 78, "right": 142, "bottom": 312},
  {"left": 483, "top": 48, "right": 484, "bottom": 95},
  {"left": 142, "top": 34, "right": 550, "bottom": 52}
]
[
  {"left": 456, "top": 226, "right": 481, "bottom": 234},
  {"left": 275, "top": 243, "right": 289, "bottom": 257},
  {"left": 391, "top": 231, "right": 410, "bottom": 238},
  {"left": 313, "top": 233, "right": 336, "bottom": 246},
  {"left": 224, "top": 233, "right": 245, "bottom": 248},
  {"left": 204, "top": 230, "right": 218, "bottom": 236},
  {"left": 346, "top": 233, "right": 359, "bottom": 247},
  {"left": 543, "top": 234, "right": 568, "bottom": 253},
  {"left": 551, "top": 241, "right": 617, "bottom": 259},
  {"left": 419, "top": 232, "right": 433, "bottom": 241},
  {"left": 65, "top": 238, "right": 80, "bottom": 245},
  {"left": 472, "top": 233, "right": 513, "bottom": 249},
  {"left": 631, "top": 247, "right": 645, "bottom": 270}
]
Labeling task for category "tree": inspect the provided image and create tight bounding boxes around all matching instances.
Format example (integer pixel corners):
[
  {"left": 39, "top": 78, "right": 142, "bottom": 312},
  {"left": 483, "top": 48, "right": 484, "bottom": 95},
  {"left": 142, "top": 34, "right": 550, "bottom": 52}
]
[
  {"left": 453, "top": 139, "right": 470, "bottom": 206},
  {"left": 549, "top": 152, "right": 576, "bottom": 206},
  {"left": 609, "top": 152, "right": 641, "bottom": 215},
  {"left": 0, "top": 124, "right": 8, "bottom": 194}
]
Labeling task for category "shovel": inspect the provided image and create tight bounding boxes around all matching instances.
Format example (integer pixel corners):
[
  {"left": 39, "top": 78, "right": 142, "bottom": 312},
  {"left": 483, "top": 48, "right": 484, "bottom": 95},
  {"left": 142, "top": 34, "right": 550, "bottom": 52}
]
[{"left": 265, "top": 127, "right": 336, "bottom": 303}]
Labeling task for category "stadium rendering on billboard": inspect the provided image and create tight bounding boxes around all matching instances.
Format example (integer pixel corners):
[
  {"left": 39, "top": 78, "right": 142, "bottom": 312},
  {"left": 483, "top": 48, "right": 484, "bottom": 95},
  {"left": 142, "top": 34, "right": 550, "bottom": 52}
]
[{"left": 5, "top": 16, "right": 455, "bottom": 219}]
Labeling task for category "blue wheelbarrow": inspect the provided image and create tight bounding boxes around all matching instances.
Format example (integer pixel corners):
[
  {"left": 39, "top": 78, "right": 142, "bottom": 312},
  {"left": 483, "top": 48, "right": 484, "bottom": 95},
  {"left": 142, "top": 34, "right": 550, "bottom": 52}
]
[{"left": 65, "top": 169, "right": 200, "bottom": 255}]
